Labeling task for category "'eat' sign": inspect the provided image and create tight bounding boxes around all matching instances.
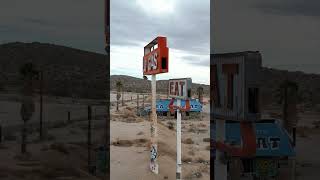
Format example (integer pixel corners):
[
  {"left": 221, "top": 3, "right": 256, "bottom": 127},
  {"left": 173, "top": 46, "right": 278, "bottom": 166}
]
[{"left": 168, "top": 78, "right": 192, "bottom": 99}]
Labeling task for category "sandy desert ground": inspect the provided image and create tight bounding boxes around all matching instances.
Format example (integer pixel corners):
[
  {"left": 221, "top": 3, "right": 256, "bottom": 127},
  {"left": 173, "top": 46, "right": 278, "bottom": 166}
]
[
  {"left": 0, "top": 93, "right": 107, "bottom": 180},
  {"left": 110, "top": 94, "right": 210, "bottom": 180}
]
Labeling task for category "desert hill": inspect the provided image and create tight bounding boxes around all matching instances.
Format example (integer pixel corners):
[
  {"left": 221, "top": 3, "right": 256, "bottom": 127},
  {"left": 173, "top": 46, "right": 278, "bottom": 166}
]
[{"left": 0, "top": 42, "right": 319, "bottom": 108}]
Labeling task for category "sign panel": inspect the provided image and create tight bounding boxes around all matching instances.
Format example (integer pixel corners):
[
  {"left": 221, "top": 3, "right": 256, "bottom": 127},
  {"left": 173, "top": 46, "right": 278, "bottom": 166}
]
[
  {"left": 211, "top": 121, "right": 295, "bottom": 157},
  {"left": 168, "top": 78, "right": 192, "bottom": 99},
  {"left": 143, "top": 37, "right": 169, "bottom": 75},
  {"left": 144, "top": 99, "right": 202, "bottom": 112}
]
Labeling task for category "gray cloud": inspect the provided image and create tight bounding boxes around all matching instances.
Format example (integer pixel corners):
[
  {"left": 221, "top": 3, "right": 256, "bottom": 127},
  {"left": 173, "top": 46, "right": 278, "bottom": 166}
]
[
  {"left": 182, "top": 54, "right": 210, "bottom": 67},
  {"left": 0, "top": 0, "right": 209, "bottom": 67},
  {"left": 0, "top": 0, "right": 105, "bottom": 53},
  {"left": 212, "top": 0, "right": 320, "bottom": 74},
  {"left": 254, "top": 0, "right": 320, "bottom": 17},
  {"left": 111, "top": 0, "right": 210, "bottom": 56}
]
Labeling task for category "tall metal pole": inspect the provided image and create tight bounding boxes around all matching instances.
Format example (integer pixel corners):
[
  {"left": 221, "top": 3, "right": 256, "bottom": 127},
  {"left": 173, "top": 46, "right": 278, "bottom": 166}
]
[
  {"left": 176, "top": 99, "right": 182, "bottom": 179},
  {"left": 150, "top": 74, "right": 158, "bottom": 174}
]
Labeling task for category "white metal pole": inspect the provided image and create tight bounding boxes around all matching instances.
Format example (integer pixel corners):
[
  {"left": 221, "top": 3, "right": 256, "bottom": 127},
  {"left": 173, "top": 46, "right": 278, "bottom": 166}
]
[
  {"left": 215, "top": 119, "right": 227, "bottom": 180},
  {"left": 176, "top": 99, "right": 182, "bottom": 180},
  {"left": 150, "top": 74, "right": 159, "bottom": 174}
]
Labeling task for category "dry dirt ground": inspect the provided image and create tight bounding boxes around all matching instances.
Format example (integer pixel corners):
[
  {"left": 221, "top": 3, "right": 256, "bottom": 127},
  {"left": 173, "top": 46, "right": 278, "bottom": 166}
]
[
  {"left": 262, "top": 104, "right": 320, "bottom": 180},
  {"left": 110, "top": 94, "right": 210, "bottom": 180},
  {"left": 0, "top": 93, "right": 108, "bottom": 180}
]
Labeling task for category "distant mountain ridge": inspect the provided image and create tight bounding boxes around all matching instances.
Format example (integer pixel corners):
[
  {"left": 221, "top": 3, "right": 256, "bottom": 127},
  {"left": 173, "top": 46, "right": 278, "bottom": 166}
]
[
  {"left": 110, "top": 75, "right": 210, "bottom": 96},
  {"left": 0, "top": 42, "right": 319, "bottom": 107}
]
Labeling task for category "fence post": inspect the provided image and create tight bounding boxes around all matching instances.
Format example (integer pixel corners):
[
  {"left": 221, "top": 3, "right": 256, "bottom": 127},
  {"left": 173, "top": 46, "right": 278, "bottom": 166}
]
[
  {"left": 88, "top": 105, "right": 92, "bottom": 173},
  {"left": 68, "top": 111, "right": 71, "bottom": 123}
]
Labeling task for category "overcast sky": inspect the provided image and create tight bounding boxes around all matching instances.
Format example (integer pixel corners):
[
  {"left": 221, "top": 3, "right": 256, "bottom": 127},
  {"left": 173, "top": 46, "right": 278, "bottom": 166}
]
[
  {"left": 110, "top": 0, "right": 210, "bottom": 84},
  {"left": 212, "top": 0, "right": 320, "bottom": 74}
]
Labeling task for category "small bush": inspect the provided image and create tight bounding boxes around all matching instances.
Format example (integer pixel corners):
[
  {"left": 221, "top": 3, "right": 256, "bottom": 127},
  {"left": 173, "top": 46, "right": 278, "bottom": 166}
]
[{"left": 182, "top": 138, "right": 194, "bottom": 144}]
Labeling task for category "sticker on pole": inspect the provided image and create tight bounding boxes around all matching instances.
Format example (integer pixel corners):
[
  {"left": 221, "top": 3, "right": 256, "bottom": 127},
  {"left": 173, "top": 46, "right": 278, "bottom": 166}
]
[
  {"left": 168, "top": 78, "right": 192, "bottom": 99},
  {"left": 143, "top": 36, "right": 169, "bottom": 75},
  {"left": 150, "top": 144, "right": 159, "bottom": 174}
]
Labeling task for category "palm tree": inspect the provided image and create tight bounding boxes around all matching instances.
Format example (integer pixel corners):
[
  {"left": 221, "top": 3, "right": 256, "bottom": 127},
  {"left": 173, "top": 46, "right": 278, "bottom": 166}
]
[
  {"left": 19, "top": 62, "right": 38, "bottom": 153},
  {"left": 116, "top": 81, "right": 122, "bottom": 111},
  {"left": 276, "top": 79, "right": 299, "bottom": 133}
]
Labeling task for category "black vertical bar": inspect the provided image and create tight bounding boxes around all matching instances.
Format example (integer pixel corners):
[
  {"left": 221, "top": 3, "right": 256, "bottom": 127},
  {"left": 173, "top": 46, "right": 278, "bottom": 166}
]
[
  {"left": 0, "top": 125, "right": 2, "bottom": 143},
  {"left": 105, "top": 0, "right": 110, "bottom": 178},
  {"left": 39, "top": 71, "right": 43, "bottom": 140},
  {"left": 293, "top": 127, "right": 296, "bottom": 147},
  {"left": 88, "top": 105, "right": 92, "bottom": 173},
  {"left": 142, "top": 94, "right": 145, "bottom": 108},
  {"left": 68, "top": 111, "right": 71, "bottom": 122}
]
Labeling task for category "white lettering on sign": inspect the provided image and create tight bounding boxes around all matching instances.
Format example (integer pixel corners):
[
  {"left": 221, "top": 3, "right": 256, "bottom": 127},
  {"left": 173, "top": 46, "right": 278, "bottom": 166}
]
[
  {"left": 256, "top": 137, "right": 280, "bottom": 150},
  {"left": 145, "top": 52, "right": 158, "bottom": 72},
  {"left": 168, "top": 78, "right": 191, "bottom": 99}
]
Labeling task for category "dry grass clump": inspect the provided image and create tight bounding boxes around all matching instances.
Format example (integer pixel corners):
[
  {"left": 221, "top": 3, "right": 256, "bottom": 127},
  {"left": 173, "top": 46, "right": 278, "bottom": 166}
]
[
  {"left": 196, "top": 157, "right": 206, "bottom": 163},
  {"left": 188, "top": 124, "right": 197, "bottom": 133},
  {"left": 167, "top": 121, "right": 174, "bottom": 130},
  {"left": 121, "top": 109, "right": 136, "bottom": 119},
  {"left": 182, "top": 156, "right": 192, "bottom": 163},
  {"left": 112, "top": 139, "right": 133, "bottom": 147},
  {"left": 203, "top": 138, "right": 210, "bottom": 142},
  {"left": 137, "top": 131, "right": 144, "bottom": 135},
  {"left": 125, "top": 106, "right": 134, "bottom": 111},
  {"left": 198, "top": 123, "right": 207, "bottom": 128},
  {"left": 182, "top": 138, "right": 194, "bottom": 144},
  {"left": 119, "top": 108, "right": 144, "bottom": 123},
  {"left": 112, "top": 138, "right": 148, "bottom": 147},
  {"left": 50, "top": 143, "right": 69, "bottom": 154}
]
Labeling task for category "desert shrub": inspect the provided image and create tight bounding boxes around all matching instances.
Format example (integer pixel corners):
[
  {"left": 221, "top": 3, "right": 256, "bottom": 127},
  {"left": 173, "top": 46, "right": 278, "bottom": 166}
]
[
  {"left": 182, "top": 138, "right": 194, "bottom": 144},
  {"left": 203, "top": 138, "right": 210, "bottom": 142}
]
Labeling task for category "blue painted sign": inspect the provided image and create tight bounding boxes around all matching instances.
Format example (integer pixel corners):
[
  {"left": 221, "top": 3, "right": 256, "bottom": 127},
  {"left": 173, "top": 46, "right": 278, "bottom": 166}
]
[
  {"left": 211, "top": 121, "right": 295, "bottom": 157},
  {"left": 145, "top": 99, "right": 202, "bottom": 112}
]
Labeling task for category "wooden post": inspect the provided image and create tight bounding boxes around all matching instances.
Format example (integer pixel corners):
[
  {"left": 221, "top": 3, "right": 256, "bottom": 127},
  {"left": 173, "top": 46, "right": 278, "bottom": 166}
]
[
  {"left": 122, "top": 91, "right": 124, "bottom": 106},
  {"left": 176, "top": 99, "right": 182, "bottom": 179},
  {"left": 293, "top": 127, "right": 296, "bottom": 147},
  {"left": 88, "top": 105, "right": 92, "bottom": 173},
  {"left": 68, "top": 111, "right": 71, "bottom": 123},
  {"left": 0, "top": 125, "right": 2, "bottom": 143},
  {"left": 39, "top": 71, "right": 43, "bottom": 140},
  {"left": 142, "top": 94, "right": 145, "bottom": 108},
  {"left": 21, "top": 120, "right": 27, "bottom": 153},
  {"left": 137, "top": 94, "right": 139, "bottom": 111},
  {"left": 150, "top": 75, "right": 158, "bottom": 174}
]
